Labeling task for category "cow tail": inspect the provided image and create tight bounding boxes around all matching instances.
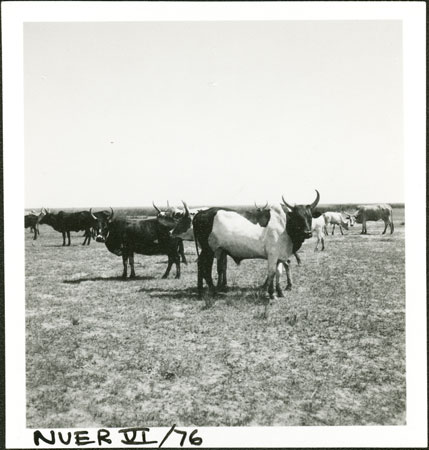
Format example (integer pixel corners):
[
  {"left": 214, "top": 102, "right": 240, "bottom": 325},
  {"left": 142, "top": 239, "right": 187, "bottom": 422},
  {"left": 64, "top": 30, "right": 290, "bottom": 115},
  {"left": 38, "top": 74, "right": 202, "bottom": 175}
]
[{"left": 193, "top": 228, "right": 200, "bottom": 258}]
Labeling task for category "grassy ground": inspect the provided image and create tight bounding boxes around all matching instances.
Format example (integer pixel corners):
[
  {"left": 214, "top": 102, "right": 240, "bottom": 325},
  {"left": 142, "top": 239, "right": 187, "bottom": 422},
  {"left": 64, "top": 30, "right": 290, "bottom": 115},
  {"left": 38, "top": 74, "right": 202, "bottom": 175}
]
[{"left": 25, "top": 208, "right": 405, "bottom": 427}]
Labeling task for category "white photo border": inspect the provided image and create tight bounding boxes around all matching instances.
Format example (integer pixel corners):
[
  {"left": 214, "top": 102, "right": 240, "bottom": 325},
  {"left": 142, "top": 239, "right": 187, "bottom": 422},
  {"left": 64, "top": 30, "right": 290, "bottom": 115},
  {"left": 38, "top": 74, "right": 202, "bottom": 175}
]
[{"left": 3, "top": 1, "right": 426, "bottom": 448}]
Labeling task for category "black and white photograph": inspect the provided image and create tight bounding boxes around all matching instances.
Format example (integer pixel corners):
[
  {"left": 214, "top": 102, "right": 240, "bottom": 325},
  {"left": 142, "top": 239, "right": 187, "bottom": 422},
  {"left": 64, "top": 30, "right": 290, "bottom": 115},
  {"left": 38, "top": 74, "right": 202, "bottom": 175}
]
[{"left": 2, "top": 2, "right": 427, "bottom": 448}]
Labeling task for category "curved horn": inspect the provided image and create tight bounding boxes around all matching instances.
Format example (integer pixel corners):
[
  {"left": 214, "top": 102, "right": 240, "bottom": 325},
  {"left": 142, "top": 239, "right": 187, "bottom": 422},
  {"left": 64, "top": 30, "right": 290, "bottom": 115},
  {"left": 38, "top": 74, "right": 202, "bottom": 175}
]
[
  {"left": 282, "top": 195, "right": 294, "bottom": 210},
  {"left": 89, "top": 208, "right": 97, "bottom": 220},
  {"left": 309, "top": 189, "right": 320, "bottom": 210},
  {"left": 254, "top": 201, "right": 259, "bottom": 209},
  {"left": 152, "top": 201, "right": 161, "bottom": 214},
  {"left": 108, "top": 207, "right": 114, "bottom": 221},
  {"left": 182, "top": 200, "right": 190, "bottom": 216},
  {"left": 264, "top": 201, "right": 268, "bottom": 209}
]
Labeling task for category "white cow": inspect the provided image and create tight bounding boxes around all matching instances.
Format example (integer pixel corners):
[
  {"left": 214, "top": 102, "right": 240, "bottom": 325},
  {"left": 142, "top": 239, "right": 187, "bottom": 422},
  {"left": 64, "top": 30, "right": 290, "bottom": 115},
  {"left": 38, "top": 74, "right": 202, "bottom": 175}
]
[
  {"left": 192, "top": 191, "right": 320, "bottom": 315},
  {"left": 323, "top": 211, "right": 349, "bottom": 235},
  {"left": 345, "top": 204, "right": 394, "bottom": 234},
  {"left": 312, "top": 215, "right": 326, "bottom": 251}
]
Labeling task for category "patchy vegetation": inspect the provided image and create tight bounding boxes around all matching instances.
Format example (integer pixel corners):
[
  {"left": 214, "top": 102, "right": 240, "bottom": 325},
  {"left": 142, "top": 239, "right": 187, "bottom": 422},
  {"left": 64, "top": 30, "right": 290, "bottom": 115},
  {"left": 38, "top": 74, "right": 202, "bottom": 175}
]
[{"left": 26, "top": 208, "right": 405, "bottom": 427}]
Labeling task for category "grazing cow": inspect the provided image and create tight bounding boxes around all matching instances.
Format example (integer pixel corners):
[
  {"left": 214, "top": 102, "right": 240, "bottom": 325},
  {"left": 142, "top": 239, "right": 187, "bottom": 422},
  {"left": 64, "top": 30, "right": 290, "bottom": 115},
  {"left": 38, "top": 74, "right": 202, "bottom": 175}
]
[
  {"left": 312, "top": 215, "right": 326, "bottom": 251},
  {"left": 189, "top": 191, "right": 320, "bottom": 313},
  {"left": 39, "top": 209, "right": 98, "bottom": 246},
  {"left": 24, "top": 209, "right": 45, "bottom": 240},
  {"left": 93, "top": 209, "right": 182, "bottom": 279},
  {"left": 345, "top": 204, "right": 394, "bottom": 235},
  {"left": 323, "top": 211, "right": 349, "bottom": 235}
]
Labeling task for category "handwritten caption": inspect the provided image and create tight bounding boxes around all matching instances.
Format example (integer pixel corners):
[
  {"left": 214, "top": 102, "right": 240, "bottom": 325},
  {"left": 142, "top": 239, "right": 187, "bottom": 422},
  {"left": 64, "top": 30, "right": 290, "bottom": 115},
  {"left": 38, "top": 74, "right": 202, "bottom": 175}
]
[{"left": 34, "top": 426, "right": 203, "bottom": 447}]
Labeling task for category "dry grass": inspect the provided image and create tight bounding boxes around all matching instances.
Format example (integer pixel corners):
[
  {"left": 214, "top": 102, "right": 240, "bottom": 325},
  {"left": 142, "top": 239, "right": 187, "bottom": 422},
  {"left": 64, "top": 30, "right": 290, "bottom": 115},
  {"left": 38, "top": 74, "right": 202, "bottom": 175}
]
[{"left": 26, "top": 208, "right": 405, "bottom": 427}]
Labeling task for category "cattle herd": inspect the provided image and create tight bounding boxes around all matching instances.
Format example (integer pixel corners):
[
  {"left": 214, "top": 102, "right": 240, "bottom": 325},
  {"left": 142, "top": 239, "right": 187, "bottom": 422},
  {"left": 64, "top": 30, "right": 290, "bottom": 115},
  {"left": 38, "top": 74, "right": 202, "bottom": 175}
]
[{"left": 25, "top": 194, "right": 395, "bottom": 316}]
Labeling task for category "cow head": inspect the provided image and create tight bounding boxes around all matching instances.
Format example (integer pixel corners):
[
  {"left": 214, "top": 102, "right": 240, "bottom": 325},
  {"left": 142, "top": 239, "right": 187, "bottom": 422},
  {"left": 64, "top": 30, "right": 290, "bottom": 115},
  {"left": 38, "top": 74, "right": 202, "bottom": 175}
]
[
  {"left": 253, "top": 201, "right": 271, "bottom": 227},
  {"left": 170, "top": 201, "right": 194, "bottom": 239},
  {"left": 91, "top": 207, "right": 114, "bottom": 242},
  {"left": 39, "top": 208, "right": 56, "bottom": 226},
  {"left": 282, "top": 190, "right": 320, "bottom": 250},
  {"left": 344, "top": 211, "right": 358, "bottom": 227}
]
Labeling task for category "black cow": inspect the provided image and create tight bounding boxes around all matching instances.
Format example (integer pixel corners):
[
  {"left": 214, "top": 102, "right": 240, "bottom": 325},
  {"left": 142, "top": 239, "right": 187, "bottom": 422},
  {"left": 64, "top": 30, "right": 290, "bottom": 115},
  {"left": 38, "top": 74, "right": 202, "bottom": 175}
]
[
  {"left": 24, "top": 210, "right": 45, "bottom": 240},
  {"left": 93, "top": 209, "right": 182, "bottom": 279},
  {"left": 39, "top": 209, "right": 98, "bottom": 246}
]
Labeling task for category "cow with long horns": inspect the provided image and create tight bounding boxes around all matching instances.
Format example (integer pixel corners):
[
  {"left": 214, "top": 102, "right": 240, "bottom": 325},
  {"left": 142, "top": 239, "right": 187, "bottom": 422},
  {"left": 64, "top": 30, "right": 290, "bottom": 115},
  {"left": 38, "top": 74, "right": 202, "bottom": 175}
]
[
  {"left": 344, "top": 204, "right": 394, "bottom": 235},
  {"left": 93, "top": 208, "right": 183, "bottom": 279},
  {"left": 39, "top": 208, "right": 98, "bottom": 246},
  {"left": 181, "top": 191, "right": 320, "bottom": 313}
]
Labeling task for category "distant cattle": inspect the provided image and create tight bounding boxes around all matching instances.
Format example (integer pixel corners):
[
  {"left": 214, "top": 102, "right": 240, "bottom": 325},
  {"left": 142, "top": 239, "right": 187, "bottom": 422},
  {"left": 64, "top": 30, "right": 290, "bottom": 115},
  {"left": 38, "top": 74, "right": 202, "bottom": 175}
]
[
  {"left": 93, "top": 209, "right": 182, "bottom": 279},
  {"left": 39, "top": 209, "right": 98, "bottom": 246},
  {"left": 189, "top": 191, "right": 320, "bottom": 314},
  {"left": 312, "top": 215, "right": 326, "bottom": 251},
  {"left": 25, "top": 209, "right": 45, "bottom": 240},
  {"left": 323, "top": 212, "right": 349, "bottom": 235},
  {"left": 345, "top": 204, "right": 394, "bottom": 235}
]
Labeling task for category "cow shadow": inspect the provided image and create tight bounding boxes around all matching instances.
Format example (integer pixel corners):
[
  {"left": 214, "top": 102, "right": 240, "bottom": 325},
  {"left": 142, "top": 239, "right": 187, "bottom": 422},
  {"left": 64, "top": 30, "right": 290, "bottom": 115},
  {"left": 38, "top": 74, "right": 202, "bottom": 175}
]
[
  {"left": 138, "top": 285, "right": 263, "bottom": 301},
  {"left": 64, "top": 275, "right": 156, "bottom": 284}
]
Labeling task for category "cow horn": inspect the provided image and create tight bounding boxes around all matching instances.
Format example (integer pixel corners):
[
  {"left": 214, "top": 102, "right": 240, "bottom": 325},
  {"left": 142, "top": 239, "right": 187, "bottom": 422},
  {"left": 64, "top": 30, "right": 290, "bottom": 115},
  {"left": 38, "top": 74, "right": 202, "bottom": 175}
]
[
  {"left": 89, "top": 208, "right": 97, "bottom": 220},
  {"left": 254, "top": 201, "right": 259, "bottom": 209},
  {"left": 309, "top": 190, "right": 320, "bottom": 210},
  {"left": 167, "top": 200, "right": 170, "bottom": 209},
  {"left": 108, "top": 207, "right": 114, "bottom": 221},
  {"left": 152, "top": 201, "right": 161, "bottom": 214},
  {"left": 264, "top": 201, "right": 268, "bottom": 209},
  {"left": 281, "top": 196, "right": 294, "bottom": 210},
  {"left": 182, "top": 200, "right": 190, "bottom": 216}
]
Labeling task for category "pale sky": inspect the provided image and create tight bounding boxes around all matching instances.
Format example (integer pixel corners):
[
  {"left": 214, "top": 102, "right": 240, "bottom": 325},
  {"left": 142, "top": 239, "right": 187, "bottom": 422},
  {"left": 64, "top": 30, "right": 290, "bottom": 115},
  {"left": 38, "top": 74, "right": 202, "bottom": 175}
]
[{"left": 24, "top": 20, "right": 403, "bottom": 208}]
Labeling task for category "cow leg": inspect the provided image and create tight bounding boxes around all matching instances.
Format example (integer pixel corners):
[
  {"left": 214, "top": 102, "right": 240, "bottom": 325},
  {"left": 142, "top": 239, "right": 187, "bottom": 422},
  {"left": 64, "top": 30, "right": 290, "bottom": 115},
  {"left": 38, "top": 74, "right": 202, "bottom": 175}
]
[
  {"left": 122, "top": 254, "right": 128, "bottom": 279},
  {"left": 178, "top": 240, "right": 187, "bottom": 265},
  {"left": 284, "top": 261, "right": 292, "bottom": 291},
  {"left": 129, "top": 253, "right": 136, "bottom": 278},
  {"left": 390, "top": 221, "right": 394, "bottom": 234},
  {"left": 217, "top": 251, "right": 228, "bottom": 291},
  {"left": 314, "top": 237, "right": 319, "bottom": 251},
  {"left": 266, "top": 259, "right": 277, "bottom": 300},
  {"left": 276, "top": 263, "right": 285, "bottom": 297},
  {"left": 382, "top": 220, "right": 388, "bottom": 234},
  {"left": 199, "top": 249, "right": 215, "bottom": 306},
  {"left": 174, "top": 253, "right": 181, "bottom": 279},
  {"left": 294, "top": 252, "right": 301, "bottom": 265},
  {"left": 162, "top": 257, "right": 173, "bottom": 279},
  {"left": 321, "top": 236, "right": 325, "bottom": 251},
  {"left": 67, "top": 231, "right": 71, "bottom": 246},
  {"left": 331, "top": 224, "right": 335, "bottom": 235},
  {"left": 62, "top": 232, "right": 66, "bottom": 246},
  {"left": 33, "top": 227, "right": 37, "bottom": 240},
  {"left": 339, "top": 225, "right": 344, "bottom": 235},
  {"left": 361, "top": 219, "right": 367, "bottom": 234}
]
